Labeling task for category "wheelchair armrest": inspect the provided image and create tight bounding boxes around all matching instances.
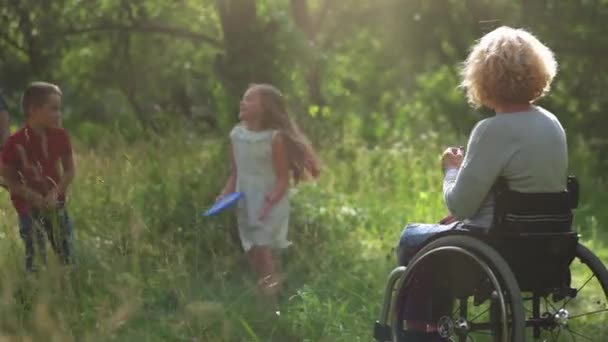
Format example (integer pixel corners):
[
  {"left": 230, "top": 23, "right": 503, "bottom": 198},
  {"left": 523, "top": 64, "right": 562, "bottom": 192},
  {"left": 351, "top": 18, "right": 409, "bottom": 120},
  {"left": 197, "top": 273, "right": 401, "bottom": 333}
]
[
  {"left": 567, "top": 176, "right": 579, "bottom": 209},
  {"left": 374, "top": 321, "right": 392, "bottom": 342}
]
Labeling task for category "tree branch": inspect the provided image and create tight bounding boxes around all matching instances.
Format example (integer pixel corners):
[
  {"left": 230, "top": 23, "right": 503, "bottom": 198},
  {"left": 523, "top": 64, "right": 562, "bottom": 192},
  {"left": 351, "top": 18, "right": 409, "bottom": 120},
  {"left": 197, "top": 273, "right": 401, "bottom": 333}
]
[
  {"left": 0, "top": 32, "right": 28, "bottom": 54},
  {"left": 64, "top": 24, "right": 223, "bottom": 49}
]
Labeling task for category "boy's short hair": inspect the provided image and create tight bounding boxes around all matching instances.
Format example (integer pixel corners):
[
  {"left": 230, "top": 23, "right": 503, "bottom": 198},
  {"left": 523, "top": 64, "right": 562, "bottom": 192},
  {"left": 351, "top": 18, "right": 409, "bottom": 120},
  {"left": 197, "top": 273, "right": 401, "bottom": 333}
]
[
  {"left": 460, "top": 26, "right": 557, "bottom": 108},
  {"left": 21, "top": 82, "right": 62, "bottom": 117}
]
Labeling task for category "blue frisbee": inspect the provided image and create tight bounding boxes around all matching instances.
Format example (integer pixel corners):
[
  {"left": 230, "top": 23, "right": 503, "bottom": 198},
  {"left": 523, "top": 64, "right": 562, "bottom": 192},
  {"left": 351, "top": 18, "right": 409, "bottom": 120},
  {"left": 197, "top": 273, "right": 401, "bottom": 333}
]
[{"left": 203, "top": 192, "right": 243, "bottom": 216}]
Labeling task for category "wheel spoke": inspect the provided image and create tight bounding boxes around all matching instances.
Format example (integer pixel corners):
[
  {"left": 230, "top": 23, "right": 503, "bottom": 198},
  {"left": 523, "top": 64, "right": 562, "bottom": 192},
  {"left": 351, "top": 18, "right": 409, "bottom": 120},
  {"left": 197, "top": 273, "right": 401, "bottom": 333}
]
[
  {"left": 566, "top": 327, "right": 594, "bottom": 341},
  {"left": 470, "top": 330, "right": 492, "bottom": 335},
  {"left": 550, "top": 328, "right": 561, "bottom": 341},
  {"left": 545, "top": 296, "right": 558, "bottom": 313},
  {"left": 469, "top": 307, "right": 491, "bottom": 323},
  {"left": 568, "top": 308, "right": 608, "bottom": 320},
  {"left": 561, "top": 274, "right": 595, "bottom": 309},
  {"left": 567, "top": 328, "right": 576, "bottom": 341},
  {"left": 453, "top": 298, "right": 465, "bottom": 317}
]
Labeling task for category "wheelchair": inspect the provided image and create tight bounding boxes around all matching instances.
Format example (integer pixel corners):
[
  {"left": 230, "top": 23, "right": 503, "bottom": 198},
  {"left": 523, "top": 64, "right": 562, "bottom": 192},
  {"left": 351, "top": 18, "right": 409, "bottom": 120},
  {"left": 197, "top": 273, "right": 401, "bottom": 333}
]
[{"left": 374, "top": 177, "right": 608, "bottom": 341}]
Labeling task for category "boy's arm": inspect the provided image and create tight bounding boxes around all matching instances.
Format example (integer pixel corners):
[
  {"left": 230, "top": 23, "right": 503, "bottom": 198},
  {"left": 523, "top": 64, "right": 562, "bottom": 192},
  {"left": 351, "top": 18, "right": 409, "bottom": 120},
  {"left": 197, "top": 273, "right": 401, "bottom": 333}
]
[
  {"left": 0, "top": 160, "right": 43, "bottom": 206},
  {"left": 46, "top": 131, "right": 74, "bottom": 206},
  {"left": 43, "top": 133, "right": 75, "bottom": 208},
  {"left": 218, "top": 144, "right": 237, "bottom": 198},
  {"left": 57, "top": 151, "right": 75, "bottom": 193},
  {"left": 0, "top": 138, "right": 44, "bottom": 206}
]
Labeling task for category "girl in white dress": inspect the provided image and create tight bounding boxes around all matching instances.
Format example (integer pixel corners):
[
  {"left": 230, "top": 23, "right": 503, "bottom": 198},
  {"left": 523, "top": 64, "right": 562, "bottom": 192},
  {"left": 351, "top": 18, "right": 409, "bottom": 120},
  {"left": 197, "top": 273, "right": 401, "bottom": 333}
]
[{"left": 217, "top": 84, "right": 320, "bottom": 304}]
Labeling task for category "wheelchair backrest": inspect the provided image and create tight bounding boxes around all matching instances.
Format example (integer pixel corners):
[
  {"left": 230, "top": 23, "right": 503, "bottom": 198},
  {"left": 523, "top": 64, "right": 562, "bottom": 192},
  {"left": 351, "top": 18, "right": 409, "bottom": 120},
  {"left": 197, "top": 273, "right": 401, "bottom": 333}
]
[
  {"left": 492, "top": 176, "right": 579, "bottom": 234},
  {"left": 488, "top": 176, "right": 580, "bottom": 292}
]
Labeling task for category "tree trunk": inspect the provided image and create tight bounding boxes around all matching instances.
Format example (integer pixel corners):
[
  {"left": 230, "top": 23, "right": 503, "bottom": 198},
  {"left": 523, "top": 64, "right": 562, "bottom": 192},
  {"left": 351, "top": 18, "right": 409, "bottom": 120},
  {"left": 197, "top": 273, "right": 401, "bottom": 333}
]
[
  {"left": 290, "top": 0, "right": 325, "bottom": 107},
  {"left": 215, "top": 0, "right": 276, "bottom": 106},
  {"left": 119, "top": 32, "right": 157, "bottom": 132},
  {"left": 11, "top": 1, "right": 46, "bottom": 77}
]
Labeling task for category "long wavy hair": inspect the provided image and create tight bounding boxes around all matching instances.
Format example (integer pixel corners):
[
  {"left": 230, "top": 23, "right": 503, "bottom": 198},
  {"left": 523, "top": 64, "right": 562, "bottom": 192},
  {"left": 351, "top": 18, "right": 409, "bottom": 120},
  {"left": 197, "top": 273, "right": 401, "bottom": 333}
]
[{"left": 250, "top": 83, "right": 321, "bottom": 183}]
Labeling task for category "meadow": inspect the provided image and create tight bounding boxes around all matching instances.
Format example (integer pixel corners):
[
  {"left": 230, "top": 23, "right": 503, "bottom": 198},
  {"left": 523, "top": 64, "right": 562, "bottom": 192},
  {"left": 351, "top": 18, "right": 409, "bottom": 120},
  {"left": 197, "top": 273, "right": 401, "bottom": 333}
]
[{"left": 0, "top": 128, "right": 606, "bottom": 341}]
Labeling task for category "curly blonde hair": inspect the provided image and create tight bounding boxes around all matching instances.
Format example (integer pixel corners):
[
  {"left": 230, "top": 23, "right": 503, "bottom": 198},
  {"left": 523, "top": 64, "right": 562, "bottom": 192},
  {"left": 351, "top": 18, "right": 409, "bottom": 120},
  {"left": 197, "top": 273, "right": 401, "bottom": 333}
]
[{"left": 460, "top": 26, "right": 558, "bottom": 108}]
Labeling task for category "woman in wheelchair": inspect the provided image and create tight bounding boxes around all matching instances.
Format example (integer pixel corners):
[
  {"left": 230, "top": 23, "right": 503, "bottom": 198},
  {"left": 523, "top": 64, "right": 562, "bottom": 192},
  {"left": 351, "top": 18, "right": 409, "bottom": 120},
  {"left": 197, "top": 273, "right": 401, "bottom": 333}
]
[
  {"left": 398, "top": 25, "right": 565, "bottom": 267},
  {"left": 374, "top": 27, "right": 608, "bottom": 342}
]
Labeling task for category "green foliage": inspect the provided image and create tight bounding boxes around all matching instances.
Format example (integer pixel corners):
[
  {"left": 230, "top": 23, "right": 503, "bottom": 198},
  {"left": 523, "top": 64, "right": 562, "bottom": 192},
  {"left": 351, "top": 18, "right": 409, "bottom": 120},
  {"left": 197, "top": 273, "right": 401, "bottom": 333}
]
[
  {"left": 0, "top": 130, "right": 605, "bottom": 340},
  {"left": 0, "top": 1, "right": 608, "bottom": 340},
  {"left": 0, "top": 0, "right": 606, "bottom": 148}
]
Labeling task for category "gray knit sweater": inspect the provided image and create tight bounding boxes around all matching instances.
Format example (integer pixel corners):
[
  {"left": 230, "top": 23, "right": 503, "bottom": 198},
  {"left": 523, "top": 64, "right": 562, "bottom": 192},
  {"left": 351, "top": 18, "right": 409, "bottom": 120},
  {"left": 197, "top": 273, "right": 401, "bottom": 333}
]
[{"left": 443, "top": 106, "right": 568, "bottom": 228}]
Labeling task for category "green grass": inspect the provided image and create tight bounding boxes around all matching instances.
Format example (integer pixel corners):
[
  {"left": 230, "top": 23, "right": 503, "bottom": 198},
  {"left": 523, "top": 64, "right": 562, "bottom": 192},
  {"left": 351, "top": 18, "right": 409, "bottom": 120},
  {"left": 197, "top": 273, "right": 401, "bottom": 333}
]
[{"left": 0, "top": 130, "right": 606, "bottom": 341}]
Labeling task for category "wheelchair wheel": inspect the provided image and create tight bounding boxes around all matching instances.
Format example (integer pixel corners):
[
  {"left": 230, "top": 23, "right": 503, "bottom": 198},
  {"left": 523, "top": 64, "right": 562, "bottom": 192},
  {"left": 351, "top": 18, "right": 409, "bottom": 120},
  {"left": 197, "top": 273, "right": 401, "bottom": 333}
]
[
  {"left": 392, "top": 235, "right": 525, "bottom": 342},
  {"left": 525, "top": 243, "right": 608, "bottom": 341}
]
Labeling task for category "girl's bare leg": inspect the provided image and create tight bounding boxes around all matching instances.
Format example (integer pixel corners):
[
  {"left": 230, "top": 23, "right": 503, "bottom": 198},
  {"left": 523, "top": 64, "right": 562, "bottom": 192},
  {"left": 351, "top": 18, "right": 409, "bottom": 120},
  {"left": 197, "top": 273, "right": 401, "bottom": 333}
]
[{"left": 247, "top": 246, "right": 279, "bottom": 307}]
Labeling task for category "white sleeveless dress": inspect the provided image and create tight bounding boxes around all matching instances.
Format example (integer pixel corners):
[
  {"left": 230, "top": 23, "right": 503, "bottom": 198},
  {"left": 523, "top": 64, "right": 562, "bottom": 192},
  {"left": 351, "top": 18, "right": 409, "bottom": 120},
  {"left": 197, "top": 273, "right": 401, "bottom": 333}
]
[{"left": 230, "top": 125, "right": 291, "bottom": 252}]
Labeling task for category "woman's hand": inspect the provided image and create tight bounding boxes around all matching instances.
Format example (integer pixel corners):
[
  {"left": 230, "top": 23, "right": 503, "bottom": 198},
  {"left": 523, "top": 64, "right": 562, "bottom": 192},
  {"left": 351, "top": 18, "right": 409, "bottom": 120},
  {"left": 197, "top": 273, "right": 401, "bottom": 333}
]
[
  {"left": 439, "top": 214, "right": 458, "bottom": 224},
  {"left": 442, "top": 147, "right": 464, "bottom": 171}
]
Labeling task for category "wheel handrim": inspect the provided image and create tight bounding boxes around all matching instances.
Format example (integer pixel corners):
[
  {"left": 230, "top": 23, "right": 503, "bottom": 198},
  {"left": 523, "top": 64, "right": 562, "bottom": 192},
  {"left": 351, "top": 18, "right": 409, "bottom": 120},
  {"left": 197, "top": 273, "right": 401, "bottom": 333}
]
[{"left": 392, "top": 246, "right": 512, "bottom": 342}]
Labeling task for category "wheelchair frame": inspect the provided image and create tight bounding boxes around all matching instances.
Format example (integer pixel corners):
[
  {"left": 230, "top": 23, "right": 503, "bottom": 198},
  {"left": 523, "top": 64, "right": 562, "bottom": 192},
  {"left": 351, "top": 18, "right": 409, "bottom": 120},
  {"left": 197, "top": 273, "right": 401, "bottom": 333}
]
[{"left": 374, "top": 177, "right": 608, "bottom": 341}]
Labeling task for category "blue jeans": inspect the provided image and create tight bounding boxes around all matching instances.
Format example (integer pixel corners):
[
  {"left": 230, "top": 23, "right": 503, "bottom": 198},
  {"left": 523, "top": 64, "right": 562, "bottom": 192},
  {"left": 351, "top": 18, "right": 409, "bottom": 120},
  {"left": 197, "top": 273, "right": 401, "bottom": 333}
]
[
  {"left": 395, "top": 222, "right": 464, "bottom": 324},
  {"left": 18, "top": 207, "right": 73, "bottom": 272},
  {"left": 396, "top": 222, "right": 463, "bottom": 265}
]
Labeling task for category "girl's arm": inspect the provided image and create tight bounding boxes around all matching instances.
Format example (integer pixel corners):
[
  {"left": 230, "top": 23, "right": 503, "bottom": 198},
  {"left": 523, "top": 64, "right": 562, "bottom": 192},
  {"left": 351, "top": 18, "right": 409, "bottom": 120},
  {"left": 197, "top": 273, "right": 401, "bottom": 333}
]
[
  {"left": 259, "top": 133, "right": 289, "bottom": 219},
  {"left": 218, "top": 144, "right": 237, "bottom": 199},
  {"left": 267, "top": 132, "right": 290, "bottom": 203}
]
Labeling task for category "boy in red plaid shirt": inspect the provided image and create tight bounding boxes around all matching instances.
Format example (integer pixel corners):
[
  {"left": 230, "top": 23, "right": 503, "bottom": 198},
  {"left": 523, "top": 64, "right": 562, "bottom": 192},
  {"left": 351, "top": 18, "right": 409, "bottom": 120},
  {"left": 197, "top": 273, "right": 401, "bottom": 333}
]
[{"left": 0, "top": 82, "right": 75, "bottom": 272}]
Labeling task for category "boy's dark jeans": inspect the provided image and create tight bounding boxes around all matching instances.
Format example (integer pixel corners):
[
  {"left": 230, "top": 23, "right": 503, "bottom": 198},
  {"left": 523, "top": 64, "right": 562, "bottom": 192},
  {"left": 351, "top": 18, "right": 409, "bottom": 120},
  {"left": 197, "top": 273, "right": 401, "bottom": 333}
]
[{"left": 18, "top": 206, "right": 73, "bottom": 272}]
